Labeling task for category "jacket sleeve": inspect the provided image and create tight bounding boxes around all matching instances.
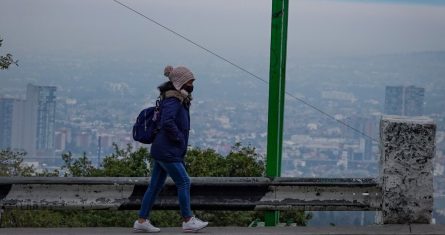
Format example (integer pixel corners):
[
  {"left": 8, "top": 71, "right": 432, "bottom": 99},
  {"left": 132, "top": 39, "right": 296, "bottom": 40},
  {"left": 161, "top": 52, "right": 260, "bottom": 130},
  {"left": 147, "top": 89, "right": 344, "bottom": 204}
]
[{"left": 160, "top": 98, "right": 184, "bottom": 143}]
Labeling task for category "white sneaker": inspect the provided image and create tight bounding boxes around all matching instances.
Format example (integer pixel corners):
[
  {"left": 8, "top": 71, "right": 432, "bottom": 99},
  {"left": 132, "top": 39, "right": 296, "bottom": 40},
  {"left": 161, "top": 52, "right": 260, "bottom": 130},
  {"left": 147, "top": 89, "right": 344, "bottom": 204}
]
[
  {"left": 133, "top": 220, "right": 161, "bottom": 233},
  {"left": 182, "top": 216, "right": 208, "bottom": 233}
]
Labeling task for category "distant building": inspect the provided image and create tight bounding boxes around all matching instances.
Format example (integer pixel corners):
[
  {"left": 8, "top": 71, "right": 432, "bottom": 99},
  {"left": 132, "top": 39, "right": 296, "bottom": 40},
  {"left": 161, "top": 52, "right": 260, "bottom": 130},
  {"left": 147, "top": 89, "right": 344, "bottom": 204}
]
[
  {"left": 75, "top": 132, "right": 91, "bottom": 149},
  {"left": 0, "top": 98, "right": 15, "bottom": 149},
  {"left": 54, "top": 131, "right": 67, "bottom": 151},
  {"left": 99, "top": 134, "right": 114, "bottom": 149},
  {"left": 384, "top": 86, "right": 404, "bottom": 115},
  {"left": 0, "top": 98, "right": 26, "bottom": 150},
  {"left": 364, "top": 138, "right": 373, "bottom": 161},
  {"left": 0, "top": 84, "right": 57, "bottom": 159},
  {"left": 404, "top": 86, "right": 425, "bottom": 116},
  {"left": 344, "top": 115, "right": 377, "bottom": 161},
  {"left": 24, "top": 84, "right": 57, "bottom": 157},
  {"left": 384, "top": 85, "right": 425, "bottom": 116},
  {"left": 59, "top": 128, "right": 72, "bottom": 144}
]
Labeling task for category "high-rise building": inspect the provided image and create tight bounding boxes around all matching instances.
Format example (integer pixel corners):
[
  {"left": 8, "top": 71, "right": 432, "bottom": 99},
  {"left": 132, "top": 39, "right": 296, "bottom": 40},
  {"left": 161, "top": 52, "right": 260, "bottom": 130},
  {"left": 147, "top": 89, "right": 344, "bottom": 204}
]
[
  {"left": 384, "top": 85, "right": 425, "bottom": 116},
  {"left": 364, "top": 138, "right": 373, "bottom": 161},
  {"left": 0, "top": 84, "right": 57, "bottom": 160},
  {"left": 384, "top": 86, "right": 404, "bottom": 115},
  {"left": 0, "top": 98, "right": 14, "bottom": 149},
  {"left": 0, "top": 98, "right": 25, "bottom": 150},
  {"left": 404, "top": 86, "right": 425, "bottom": 116},
  {"left": 24, "top": 84, "right": 57, "bottom": 157}
]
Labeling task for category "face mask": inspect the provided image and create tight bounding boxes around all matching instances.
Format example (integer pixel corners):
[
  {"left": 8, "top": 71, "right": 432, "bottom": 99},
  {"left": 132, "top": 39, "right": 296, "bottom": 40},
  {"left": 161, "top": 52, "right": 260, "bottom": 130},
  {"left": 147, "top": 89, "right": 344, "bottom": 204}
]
[{"left": 184, "top": 85, "right": 194, "bottom": 93}]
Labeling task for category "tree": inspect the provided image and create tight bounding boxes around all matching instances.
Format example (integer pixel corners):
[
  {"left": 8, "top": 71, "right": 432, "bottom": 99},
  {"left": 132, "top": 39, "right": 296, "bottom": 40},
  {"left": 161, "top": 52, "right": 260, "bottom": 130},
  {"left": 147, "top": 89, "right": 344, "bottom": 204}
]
[
  {"left": 61, "top": 144, "right": 151, "bottom": 177},
  {"left": 184, "top": 148, "right": 226, "bottom": 177},
  {"left": 61, "top": 151, "right": 98, "bottom": 177},
  {"left": 101, "top": 143, "right": 151, "bottom": 177},
  {"left": 184, "top": 143, "right": 264, "bottom": 177},
  {"left": 224, "top": 143, "right": 265, "bottom": 177},
  {"left": 0, "top": 149, "right": 34, "bottom": 176},
  {"left": 0, "top": 36, "right": 18, "bottom": 70}
]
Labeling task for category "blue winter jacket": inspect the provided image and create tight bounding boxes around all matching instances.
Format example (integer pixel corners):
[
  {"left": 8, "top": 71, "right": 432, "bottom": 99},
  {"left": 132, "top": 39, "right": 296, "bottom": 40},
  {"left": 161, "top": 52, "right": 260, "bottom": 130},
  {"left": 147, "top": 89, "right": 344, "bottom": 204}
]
[{"left": 150, "top": 96, "right": 190, "bottom": 162}]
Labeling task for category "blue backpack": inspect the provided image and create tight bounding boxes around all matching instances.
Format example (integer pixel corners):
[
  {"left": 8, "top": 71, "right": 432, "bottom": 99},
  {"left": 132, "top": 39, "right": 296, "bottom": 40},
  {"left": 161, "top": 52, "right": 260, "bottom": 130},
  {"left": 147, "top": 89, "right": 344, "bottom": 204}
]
[{"left": 132, "top": 97, "right": 161, "bottom": 144}]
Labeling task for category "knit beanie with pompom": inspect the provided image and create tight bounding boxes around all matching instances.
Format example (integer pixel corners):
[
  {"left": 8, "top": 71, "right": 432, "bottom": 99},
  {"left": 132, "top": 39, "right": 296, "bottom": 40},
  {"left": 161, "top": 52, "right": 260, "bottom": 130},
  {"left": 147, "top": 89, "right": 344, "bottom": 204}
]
[{"left": 163, "top": 65, "right": 195, "bottom": 91}]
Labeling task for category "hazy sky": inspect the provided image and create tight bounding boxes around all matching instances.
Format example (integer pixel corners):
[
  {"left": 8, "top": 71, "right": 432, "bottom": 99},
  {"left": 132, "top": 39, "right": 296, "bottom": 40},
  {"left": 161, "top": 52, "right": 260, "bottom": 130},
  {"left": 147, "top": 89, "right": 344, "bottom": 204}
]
[{"left": 1, "top": 0, "right": 445, "bottom": 60}]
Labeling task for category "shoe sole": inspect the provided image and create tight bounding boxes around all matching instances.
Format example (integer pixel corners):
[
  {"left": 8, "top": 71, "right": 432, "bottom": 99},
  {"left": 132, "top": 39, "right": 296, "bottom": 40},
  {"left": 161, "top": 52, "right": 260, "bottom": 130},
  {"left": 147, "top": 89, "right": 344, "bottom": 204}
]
[
  {"left": 133, "top": 228, "right": 161, "bottom": 233},
  {"left": 183, "top": 224, "right": 208, "bottom": 233}
]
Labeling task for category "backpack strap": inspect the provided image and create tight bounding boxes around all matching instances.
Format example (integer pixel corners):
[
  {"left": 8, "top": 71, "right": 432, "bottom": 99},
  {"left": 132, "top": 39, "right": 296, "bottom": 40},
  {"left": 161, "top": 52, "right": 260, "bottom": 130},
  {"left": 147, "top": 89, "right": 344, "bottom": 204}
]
[{"left": 152, "top": 96, "right": 161, "bottom": 122}]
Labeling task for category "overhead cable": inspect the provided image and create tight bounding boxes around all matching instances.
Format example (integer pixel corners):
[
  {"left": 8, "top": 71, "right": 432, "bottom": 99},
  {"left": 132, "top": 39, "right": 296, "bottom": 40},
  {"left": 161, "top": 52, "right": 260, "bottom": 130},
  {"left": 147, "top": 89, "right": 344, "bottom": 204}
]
[{"left": 112, "top": 0, "right": 378, "bottom": 143}]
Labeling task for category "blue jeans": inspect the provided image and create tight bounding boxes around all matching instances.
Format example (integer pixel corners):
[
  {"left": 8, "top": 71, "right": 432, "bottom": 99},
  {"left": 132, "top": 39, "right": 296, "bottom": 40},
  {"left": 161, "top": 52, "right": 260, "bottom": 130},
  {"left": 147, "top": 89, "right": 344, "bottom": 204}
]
[{"left": 138, "top": 160, "right": 192, "bottom": 219}]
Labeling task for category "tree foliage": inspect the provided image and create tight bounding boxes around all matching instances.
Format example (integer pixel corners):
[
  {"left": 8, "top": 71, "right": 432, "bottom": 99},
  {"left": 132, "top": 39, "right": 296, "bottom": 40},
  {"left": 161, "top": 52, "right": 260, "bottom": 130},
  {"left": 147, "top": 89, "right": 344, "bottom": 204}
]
[
  {"left": 0, "top": 149, "right": 34, "bottom": 176},
  {"left": 184, "top": 143, "right": 264, "bottom": 177},
  {"left": 0, "top": 37, "right": 18, "bottom": 70},
  {"left": 100, "top": 144, "right": 151, "bottom": 177},
  {"left": 61, "top": 144, "right": 151, "bottom": 177},
  {"left": 62, "top": 152, "right": 97, "bottom": 177}
]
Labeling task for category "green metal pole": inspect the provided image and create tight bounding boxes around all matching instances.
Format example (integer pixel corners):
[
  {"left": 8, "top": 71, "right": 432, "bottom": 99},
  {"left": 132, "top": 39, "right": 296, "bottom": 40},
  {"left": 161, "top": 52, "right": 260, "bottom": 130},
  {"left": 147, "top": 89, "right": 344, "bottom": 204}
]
[{"left": 265, "top": 0, "right": 289, "bottom": 227}]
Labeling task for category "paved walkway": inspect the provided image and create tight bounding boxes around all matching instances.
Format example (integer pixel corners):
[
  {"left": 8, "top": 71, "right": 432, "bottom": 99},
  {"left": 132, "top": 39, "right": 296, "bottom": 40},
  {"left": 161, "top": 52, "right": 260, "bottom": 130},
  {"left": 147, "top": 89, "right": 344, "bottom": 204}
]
[{"left": 1, "top": 225, "right": 445, "bottom": 235}]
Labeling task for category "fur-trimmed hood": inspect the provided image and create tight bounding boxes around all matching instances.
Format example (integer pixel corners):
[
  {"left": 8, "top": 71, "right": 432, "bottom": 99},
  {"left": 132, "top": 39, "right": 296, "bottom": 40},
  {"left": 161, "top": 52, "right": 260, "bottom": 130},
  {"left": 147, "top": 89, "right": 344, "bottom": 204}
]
[{"left": 158, "top": 81, "right": 192, "bottom": 106}]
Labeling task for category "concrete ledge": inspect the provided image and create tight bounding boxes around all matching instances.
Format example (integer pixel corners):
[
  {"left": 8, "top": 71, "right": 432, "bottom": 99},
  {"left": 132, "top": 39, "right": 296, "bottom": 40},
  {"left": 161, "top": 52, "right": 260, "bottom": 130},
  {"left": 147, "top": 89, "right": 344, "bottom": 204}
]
[
  {"left": 0, "top": 177, "right": 381, "bottom": 211},
  {"left": 1, "top": 225, "right": 445, "bottom": 235}
]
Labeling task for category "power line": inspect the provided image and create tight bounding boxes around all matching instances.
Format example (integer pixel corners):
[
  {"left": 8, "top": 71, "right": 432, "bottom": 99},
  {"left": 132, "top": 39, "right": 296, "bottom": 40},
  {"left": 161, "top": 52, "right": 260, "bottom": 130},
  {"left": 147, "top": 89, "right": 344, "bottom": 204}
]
[
  {"left": 112, "top": 0, "right": 266, "bottom": 85},
  {"left": 112, "top": 0, "right": 378, "bottom": 143}
]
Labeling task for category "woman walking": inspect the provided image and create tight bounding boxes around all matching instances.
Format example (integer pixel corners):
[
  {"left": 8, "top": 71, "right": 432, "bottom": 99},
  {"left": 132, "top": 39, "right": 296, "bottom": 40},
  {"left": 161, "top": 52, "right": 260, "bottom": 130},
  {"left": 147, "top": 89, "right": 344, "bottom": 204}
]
[{"left": 133, "top": 65, "right": 208, "bottom": 233}]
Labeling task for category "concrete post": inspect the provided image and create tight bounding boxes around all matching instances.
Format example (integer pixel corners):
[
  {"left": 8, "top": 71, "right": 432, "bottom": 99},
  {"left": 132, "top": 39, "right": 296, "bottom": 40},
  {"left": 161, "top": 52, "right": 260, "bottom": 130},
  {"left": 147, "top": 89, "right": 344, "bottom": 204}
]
[{"left": 380, "top": 115, "right": 436, "bottom": 224}]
